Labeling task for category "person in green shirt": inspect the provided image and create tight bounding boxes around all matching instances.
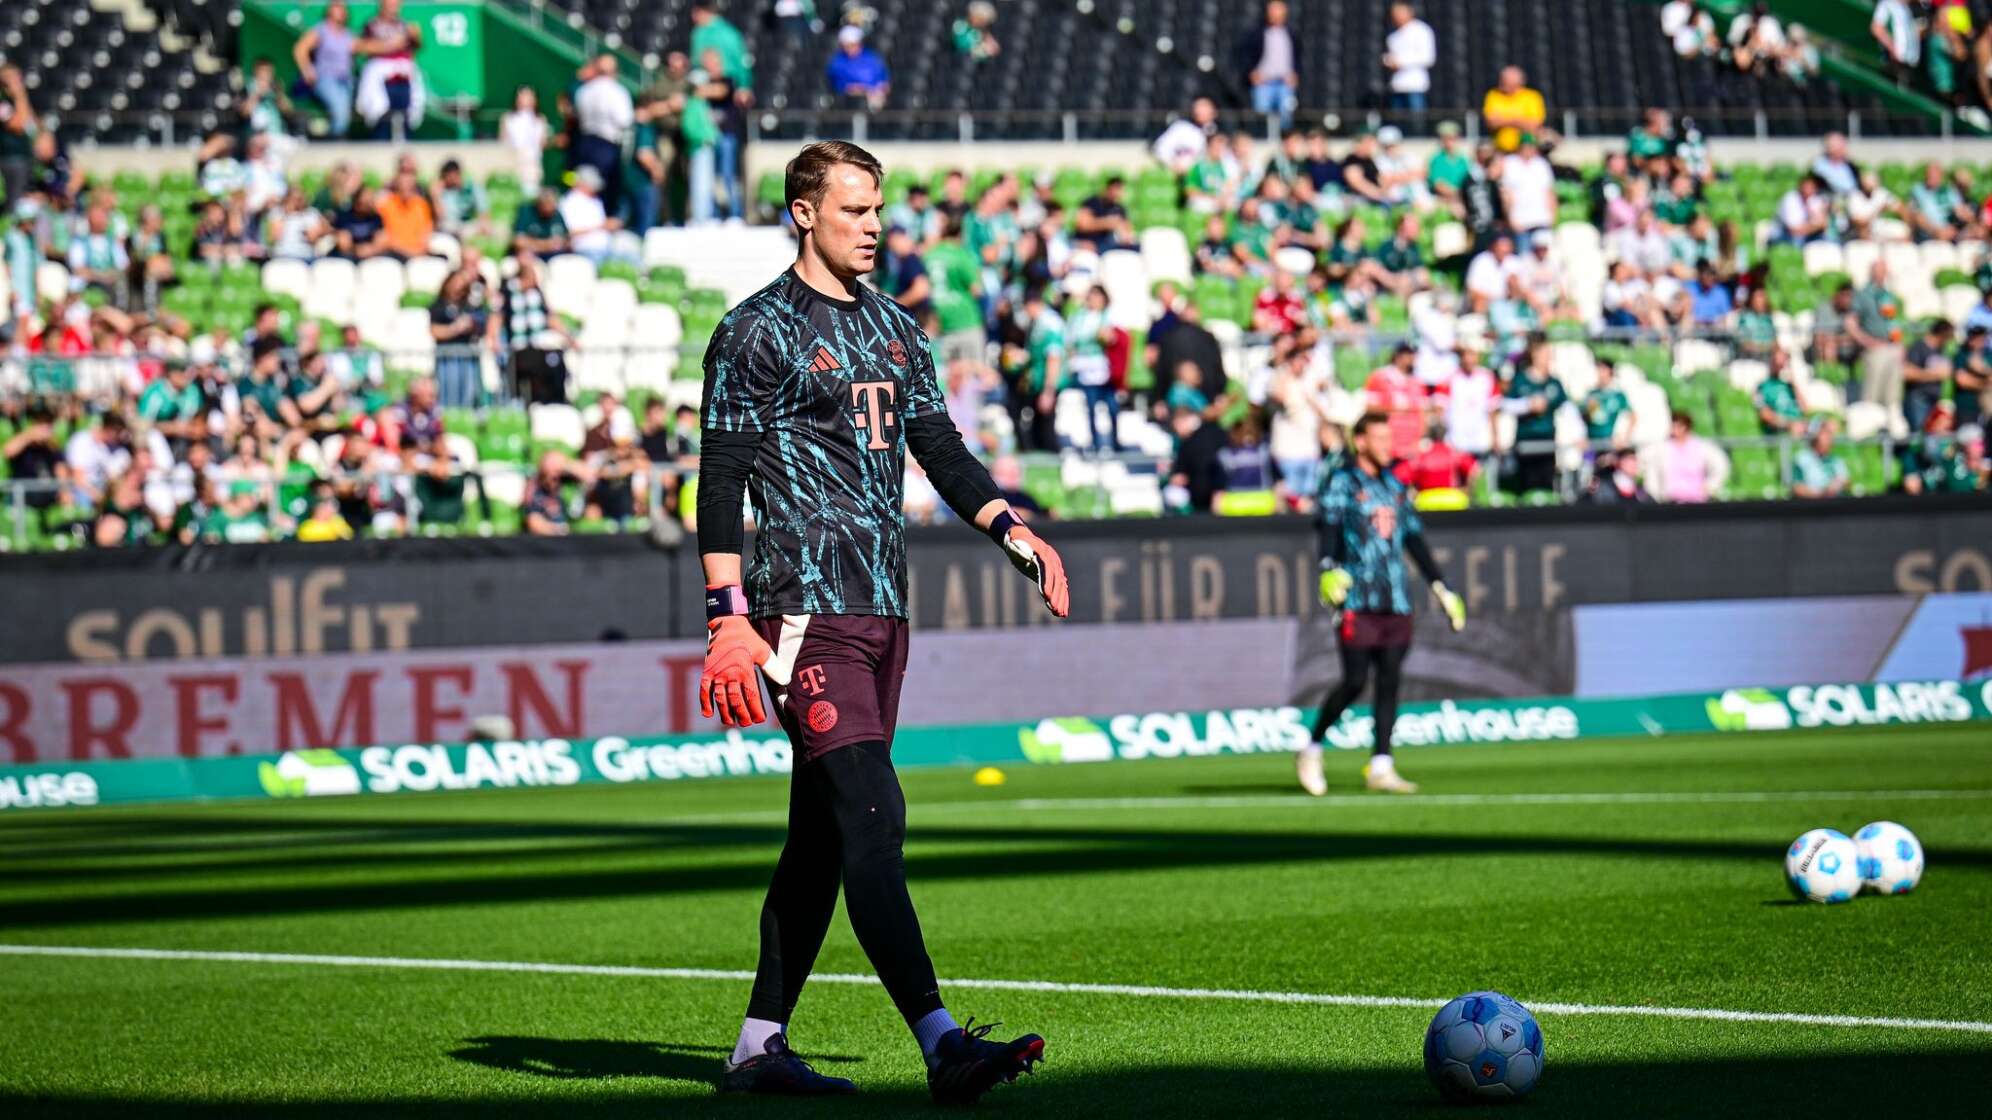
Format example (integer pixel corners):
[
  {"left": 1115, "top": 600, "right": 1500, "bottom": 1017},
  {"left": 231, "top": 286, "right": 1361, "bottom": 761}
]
[
  {"left": 1426, "top": 121, "right": 1472, "bottom": 213},
  {"left": 137, "top": 361, "right": 207, "bottom": 451},
  {"left": 1652, "top": 172, "right": 1699, "bottom": 227},
  {"left": 689, "top": 2, "right": 753, "bottom": 94},
  {"left": 1228, "top": 199, "right": 1274, "bottom": 263},
  {"left": 236, "top": 347, "right": 290, "bottom": 437},
  {"left": 1850, "top": 262, "right": 1906, "bottom": 419},
  {"left": 952, "top": 2, "right": 1000, "bottom": 61},
  {"left": 1581, "top": 357, "right": 1629, "bottom": 444},
  {"left": 1372, "top": 213, "right": 1426, "bottom": 295},
  {"left": 1184, "top": 132, "right": 1234, "bottom": 214},
  {"left": 1504, "top": 339, "right": 1568, "bottom": 492},
  {"left": 1063, "top": 285, "right": 1118, "bottom": 452},
  {"left": 1008, "top": 286, "right": 1064, "bottom": 453},
  {"left": 1791, "top": 418, "right": 1850, "bottom": 499},
  {"left": 512, "top": 188, "right": 569, "bottom": 256},
  {"left": 1734, "top": 286, "right": 1777, "bottom": 360},
  {"left": 1626, "top": 108, "right": 1675, "bottom": 162},
  {"left": 1755, "top": 352, "right": 1806, "bottom": 436},
  {"left": 430, "top": 159, "right": 488, "bottom": 237}
]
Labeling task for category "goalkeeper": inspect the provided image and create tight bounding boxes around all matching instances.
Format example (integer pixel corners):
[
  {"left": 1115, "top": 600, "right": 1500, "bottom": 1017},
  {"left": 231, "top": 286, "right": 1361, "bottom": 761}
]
[{"left": 1297, "top": 412, "right": 1465, "bottom": 796}]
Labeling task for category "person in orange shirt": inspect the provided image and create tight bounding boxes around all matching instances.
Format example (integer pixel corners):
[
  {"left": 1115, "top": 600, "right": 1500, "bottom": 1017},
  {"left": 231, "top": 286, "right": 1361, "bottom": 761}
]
[
  {"left": 1365, "top": 342, "right": 1429, "bottom": 456},
  {"left": 1481, "top": 65, "right": 1545, "bottom": 153},
  {"left": 375, "top": 166, "right": 435, "bottom": 259}
]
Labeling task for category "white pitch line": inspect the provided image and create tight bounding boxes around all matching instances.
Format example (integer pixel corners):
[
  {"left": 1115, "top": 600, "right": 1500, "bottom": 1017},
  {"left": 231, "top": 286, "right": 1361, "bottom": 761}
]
[
  {"left": 994, "top": 789, "right": 1992, "bottom": 812},
  {"left": 2, "top": 944, "right": 1988, "bottom": 1037}
]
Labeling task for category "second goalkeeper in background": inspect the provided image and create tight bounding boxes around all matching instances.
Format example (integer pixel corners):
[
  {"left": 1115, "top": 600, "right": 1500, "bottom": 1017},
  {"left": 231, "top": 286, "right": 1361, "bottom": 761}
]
[{"left": 1297, "top": 412, "right": 1466, "bottom": 796}]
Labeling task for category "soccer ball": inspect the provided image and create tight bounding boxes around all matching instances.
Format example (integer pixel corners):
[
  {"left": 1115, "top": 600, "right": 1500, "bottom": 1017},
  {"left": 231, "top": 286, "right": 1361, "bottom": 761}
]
[
  {"left": 1854, "top": 820, "right": 1924, "bottom": 895},
  {"left": 1784, "top": 828, "right": 1861, "bottom": 903},
  {"left": 1423, "top": 991, "right": 1544, "bottom": 1103}
]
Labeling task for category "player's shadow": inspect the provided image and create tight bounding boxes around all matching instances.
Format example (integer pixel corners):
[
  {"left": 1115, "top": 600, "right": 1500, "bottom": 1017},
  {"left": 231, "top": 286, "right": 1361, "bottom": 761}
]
[
  {"left": 446, "top": 1036, "right": 863, "bottom": 1086},
  {"left": 10, "top": 1048, "right": 1992, "bottom": 1117}
]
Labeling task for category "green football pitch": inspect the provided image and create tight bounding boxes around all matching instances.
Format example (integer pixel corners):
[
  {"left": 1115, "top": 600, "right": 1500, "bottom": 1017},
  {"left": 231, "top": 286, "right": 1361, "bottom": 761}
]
[{"left": 2, "top": 724, "right": 1989, "bottom": 1118}]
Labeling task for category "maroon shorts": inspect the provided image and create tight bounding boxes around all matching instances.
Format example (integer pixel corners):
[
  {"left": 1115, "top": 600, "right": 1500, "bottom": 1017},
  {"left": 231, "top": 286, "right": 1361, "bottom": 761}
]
[
  {"left": 1339, "top": 610, "right": 1414, "bottom": 649},
  {"left": 751, "top": 615, "right": 910, "bottom": 763}
]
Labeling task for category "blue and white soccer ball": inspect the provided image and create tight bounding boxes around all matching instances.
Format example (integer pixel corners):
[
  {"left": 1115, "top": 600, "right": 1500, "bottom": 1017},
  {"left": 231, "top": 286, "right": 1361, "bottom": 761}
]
[
  {"left": 1784, "top": 828, "right": 1862, "bottom": 903},
  {"left": 1854, "top": 820, "right": 1924, "bottom": 895},
  {"left": 1423, "top": 991, "right": 1544, "bottom": 1103}
]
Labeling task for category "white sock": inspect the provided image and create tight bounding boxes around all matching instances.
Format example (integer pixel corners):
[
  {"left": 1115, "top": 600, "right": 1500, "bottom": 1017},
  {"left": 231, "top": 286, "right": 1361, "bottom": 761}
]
[
  {"left": 1369, "top": 754, "right": 1397, "bottom": 776},
  {"left": 731, "top": 1017, "right": 785, "bottom": 1065},
  {"left": 911, "top": 1007, "right": 960, "bottom": 1062}
]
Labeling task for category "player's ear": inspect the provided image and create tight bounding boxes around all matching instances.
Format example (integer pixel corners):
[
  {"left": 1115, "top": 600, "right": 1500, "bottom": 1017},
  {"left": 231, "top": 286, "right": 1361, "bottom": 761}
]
[{"left": 791, "top": 197, "right": 814, "bottom": 233}]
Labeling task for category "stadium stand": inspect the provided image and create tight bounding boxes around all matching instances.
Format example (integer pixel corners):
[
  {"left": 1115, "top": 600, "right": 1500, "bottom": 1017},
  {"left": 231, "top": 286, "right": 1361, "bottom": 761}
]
[{"left": 0, "top": 2, "right": 1986, "bottom": 553}]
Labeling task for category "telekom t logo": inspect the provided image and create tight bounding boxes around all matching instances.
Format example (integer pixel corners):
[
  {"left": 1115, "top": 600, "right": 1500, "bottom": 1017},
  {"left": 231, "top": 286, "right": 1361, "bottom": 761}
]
[
  {"left": 797, "top": 665, "right": 828, "bottom": 696},
  {"left": 850, "top": 381, "right": 898, "bottom": 450}
]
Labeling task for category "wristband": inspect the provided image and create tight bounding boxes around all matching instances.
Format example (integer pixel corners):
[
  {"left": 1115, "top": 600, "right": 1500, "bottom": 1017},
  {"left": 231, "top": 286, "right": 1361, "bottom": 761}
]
[
  {"left": 705, "top": 583, "right": 749, "bottom": 623},
  {"left": 985, "top": 509, "right": 1022, "bottom": 545}
]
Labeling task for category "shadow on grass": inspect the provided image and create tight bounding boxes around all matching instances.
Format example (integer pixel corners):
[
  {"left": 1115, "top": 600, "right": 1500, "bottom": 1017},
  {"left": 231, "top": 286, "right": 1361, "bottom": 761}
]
[
  {"left": 4, "top": 1049, "right": 1989, "bottom": 1118},
  {"left": 2, "top": 813, "right": 1990, "bottom": 929},
  {"left": 444, "top": 1036, "right": 865, "bottom": 1086}
]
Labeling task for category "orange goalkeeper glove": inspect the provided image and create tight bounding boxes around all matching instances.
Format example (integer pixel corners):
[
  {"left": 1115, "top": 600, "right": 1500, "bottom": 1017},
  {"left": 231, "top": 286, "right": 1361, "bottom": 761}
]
[
  {"left": 995, "top": 514, "right": 1070, "bottom": 618},
  {"left": 701, "top": 611, "right": 773, "bottom": 727}
]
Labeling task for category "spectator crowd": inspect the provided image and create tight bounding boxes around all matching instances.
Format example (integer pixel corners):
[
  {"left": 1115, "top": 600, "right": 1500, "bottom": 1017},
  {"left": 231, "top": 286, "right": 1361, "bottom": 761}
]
[{"left": 1, "top": 2, "right": 1988, "bottom": 553}]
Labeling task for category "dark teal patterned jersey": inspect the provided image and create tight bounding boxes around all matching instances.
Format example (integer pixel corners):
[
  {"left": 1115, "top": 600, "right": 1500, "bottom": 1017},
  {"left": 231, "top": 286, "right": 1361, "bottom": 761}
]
[
  {"left": 700, "top": 268, "right": 945, "bottom": 618},
  {"left": 1315, "top": 463, "right": 1424, "bottom": 615}
]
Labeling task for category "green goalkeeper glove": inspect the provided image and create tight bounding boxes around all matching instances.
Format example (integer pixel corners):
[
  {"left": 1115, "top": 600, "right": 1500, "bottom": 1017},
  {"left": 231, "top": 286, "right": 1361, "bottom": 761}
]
[
  {"left": 1433, "top": 581, "right": 1466, "bottom": 632},
  {"left": 1318, "top": 566, "right": 1353, "bottom": 608}
]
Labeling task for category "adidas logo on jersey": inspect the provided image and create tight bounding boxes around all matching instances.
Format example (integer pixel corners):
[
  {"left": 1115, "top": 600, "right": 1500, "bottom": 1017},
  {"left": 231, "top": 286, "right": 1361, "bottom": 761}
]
[{"left": 811, "top": 347, "right": 842, "bottom": 373}]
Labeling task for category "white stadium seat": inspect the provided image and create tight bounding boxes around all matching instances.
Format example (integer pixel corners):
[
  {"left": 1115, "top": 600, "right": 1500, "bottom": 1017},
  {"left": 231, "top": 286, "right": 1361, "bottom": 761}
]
[
  {"left": 443, "top": 432, "right": 480, "bottom": 468},
  {"left": 427, "top": 232, "right": 463, "bottom": 266},
  {"left": 1801, "top": 241, "right": 1844, "bottom": 277},
  {"left": 1845, "top": 401, "right": 1890, "bottom": 441},
  {"left": 1798, "top": 380, "right": 1844, "bottom": 416},
  {"left": 1432, "top": 222, "right": 1470, "bottom": 260},
  {"left": 1137, "top": 226, "right": 1193, "bottom": 286},
  {"left": 543, "top": 254, "right": 598, "bottom": 319},
  {"left": 529, "top": 403, "right": 586, "bottom": 451},
  {"left": 590, "top": 278, "right": 640, "bottom": 328},
  {"left": 1098, "top": 250, "right": 1152, "bottom": 330},
  {"left": 1842, "top": 241, "right": 1880, "bottom": 282},
  {"left": 357, "top": 256, "right": 407, "bottom": 303},
  {"left": 1728, "top": 359, "right": 1769, "bottom": 393},
  {"left": 260, "top": 259, "right": 312, "bottom": 302},
  {"left": 1673, "top": 339, "right": 1724, "bottom": 375},
  {"left": 404, "top": 255, "right": 452, "bottom": 297},
  {"left": 305, "top": 258, "right": 356, "bottom": 322},
  {"left": 1943, "top": 285, "right": 1981, "bottom": 325}
]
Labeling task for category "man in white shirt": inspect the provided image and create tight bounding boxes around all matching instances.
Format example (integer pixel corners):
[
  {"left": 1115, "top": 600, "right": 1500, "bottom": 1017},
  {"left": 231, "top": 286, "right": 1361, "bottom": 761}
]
[
  {"left": 1445, "top": 350, "right": 1498, "bottom": 456},
  {"left": 1871, "top": 0, "right": 1920, "bottom": 81},
  {"left": 1772, "top": 175, "right": 1832, "bottom": 244},
  {"left": 1810, "top": 132, "right": 1859, "bottom": 197},
  {"left": 1382, "top": 3, "right": 1437, "bottom": 114},
  {"left": 1153, "top": 97, "right": 1219, "bottom": 172},
  {"left": 1610, "top": 210, "right": 1674, "bottom": 277},
  {"left": 1465, "top": 234, "right": 1522, "bottom": 313},
  {"left": 1500, "top": 135, "right": 1557, "bottom": 247},
  {"left": 559, "top": 165, "right": 620, "bottom": 264},
  {"left": 574, "top": 52, "right": 635, "bottom": 220}
]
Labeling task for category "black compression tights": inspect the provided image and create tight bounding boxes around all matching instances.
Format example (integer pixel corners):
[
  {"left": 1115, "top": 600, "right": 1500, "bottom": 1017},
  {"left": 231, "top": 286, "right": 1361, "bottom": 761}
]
[
  {"left": 1309, "top": 643, "right": 1409, "bottom": 755},
  {"left": 745, "top": 741, "right": 944, "bottom": 1027}
]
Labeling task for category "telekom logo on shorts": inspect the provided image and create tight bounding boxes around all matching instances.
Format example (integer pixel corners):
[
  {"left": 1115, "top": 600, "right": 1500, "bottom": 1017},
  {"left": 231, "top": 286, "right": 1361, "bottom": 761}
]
[
  {"left": 797, "top": 665, "right": 828, "bottom": 696},
  {"left": 849, "top": 381, "right": 899, "bottom": 450}
]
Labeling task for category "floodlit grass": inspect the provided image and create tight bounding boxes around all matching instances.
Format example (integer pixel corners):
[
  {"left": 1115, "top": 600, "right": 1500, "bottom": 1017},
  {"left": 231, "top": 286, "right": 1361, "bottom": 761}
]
[{"left": 2, "top": 724, "right": 1989, "bottom": 1117}]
